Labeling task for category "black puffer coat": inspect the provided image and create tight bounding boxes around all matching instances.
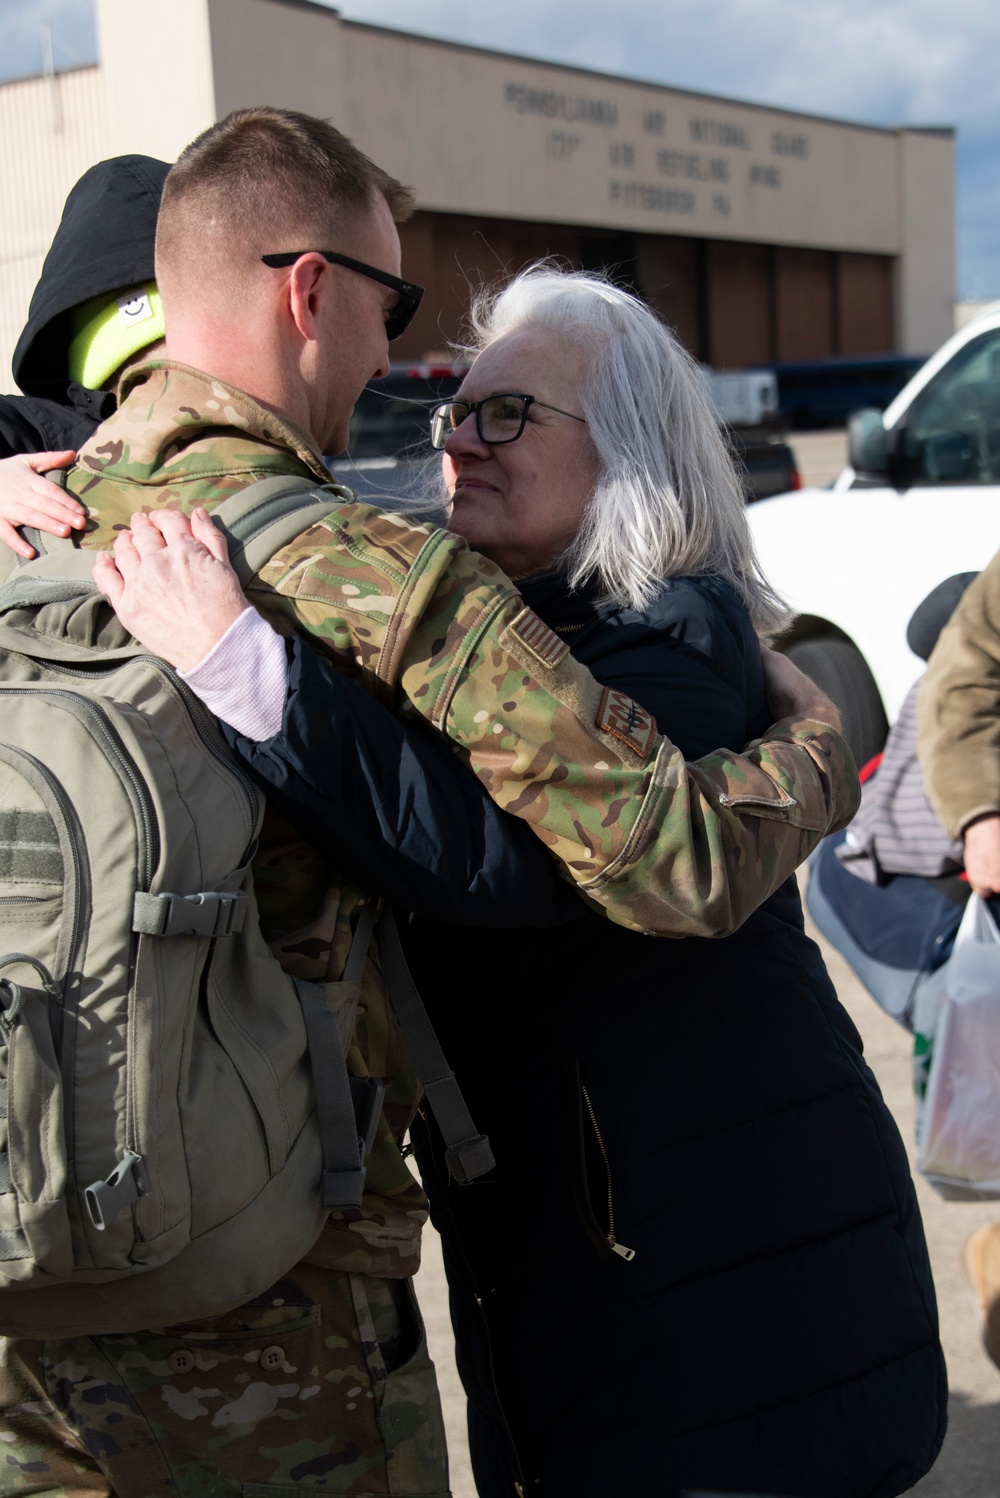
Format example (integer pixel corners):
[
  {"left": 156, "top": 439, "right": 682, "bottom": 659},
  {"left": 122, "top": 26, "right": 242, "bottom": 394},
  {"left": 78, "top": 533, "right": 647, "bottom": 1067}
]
[
  {"left": 1, "top": 154, "right": 167, "bottom": 458},
  {"left": 401, "top": 571, "right": 947, "bottom": 1498}
]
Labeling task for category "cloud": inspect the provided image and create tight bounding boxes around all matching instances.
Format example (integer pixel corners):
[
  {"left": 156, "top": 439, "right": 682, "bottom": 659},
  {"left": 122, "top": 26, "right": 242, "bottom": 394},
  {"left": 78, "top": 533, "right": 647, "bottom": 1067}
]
[{"left": 1, "top": 0, "right": 996, "bottom": 296}]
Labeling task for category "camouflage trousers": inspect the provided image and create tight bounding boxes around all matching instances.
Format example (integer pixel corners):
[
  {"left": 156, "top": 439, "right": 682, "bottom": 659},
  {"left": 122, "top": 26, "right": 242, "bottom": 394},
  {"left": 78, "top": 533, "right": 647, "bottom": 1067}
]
[{"left": 0, "top": 1263, "right": 449, "bottom": 1497}]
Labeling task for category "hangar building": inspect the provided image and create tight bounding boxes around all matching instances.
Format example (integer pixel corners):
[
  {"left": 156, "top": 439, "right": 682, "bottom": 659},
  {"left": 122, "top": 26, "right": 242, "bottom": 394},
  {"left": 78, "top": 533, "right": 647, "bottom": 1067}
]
[{"left": 0, "top": 0, "right": 955, "bottom": 387}]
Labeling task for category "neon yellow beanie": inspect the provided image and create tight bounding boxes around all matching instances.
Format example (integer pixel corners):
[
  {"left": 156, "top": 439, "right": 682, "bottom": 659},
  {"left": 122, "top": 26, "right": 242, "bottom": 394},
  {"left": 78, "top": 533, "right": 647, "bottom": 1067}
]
[{"left": 67, "top": 282, "right": 165, "bottom": 390}]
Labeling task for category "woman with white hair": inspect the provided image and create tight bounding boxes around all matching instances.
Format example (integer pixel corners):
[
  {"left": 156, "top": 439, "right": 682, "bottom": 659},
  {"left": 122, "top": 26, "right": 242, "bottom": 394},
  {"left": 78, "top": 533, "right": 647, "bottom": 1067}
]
[
  {"left": 2, "top": 265, "right": 944, "bottom": 1497},
  {"left": 392, "top": 268, "right": 944, "bottom": 1498}
]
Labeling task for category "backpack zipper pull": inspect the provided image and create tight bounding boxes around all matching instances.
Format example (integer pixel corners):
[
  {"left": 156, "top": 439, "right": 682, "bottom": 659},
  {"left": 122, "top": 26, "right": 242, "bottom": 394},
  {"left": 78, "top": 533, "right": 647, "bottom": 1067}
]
[{"left": 609, "top": 1237, "right": 636, "bottom": 1261}]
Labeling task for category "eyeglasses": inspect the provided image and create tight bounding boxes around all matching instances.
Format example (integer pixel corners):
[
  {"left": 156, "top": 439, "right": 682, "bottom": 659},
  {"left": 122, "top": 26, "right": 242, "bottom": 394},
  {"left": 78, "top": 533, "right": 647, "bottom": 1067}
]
[
  {"left": 429, "top": 393, "right": 586, "bottom": 449},
  {"left": 260, "top": 251, "right": 424, "bottom": 340}
]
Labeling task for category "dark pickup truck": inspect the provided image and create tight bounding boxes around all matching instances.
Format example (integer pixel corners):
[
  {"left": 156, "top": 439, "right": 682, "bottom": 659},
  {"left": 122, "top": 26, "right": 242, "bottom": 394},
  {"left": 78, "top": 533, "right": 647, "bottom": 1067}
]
[{"left": 730, "top": 427, "right": 801, "bottom": 501}]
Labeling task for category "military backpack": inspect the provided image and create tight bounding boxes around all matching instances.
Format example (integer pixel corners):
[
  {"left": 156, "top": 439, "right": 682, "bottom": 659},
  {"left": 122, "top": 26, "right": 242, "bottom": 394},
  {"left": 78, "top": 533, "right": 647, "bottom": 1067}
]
[{"left": 0, "top": 479, "right": 389, "bottom": 1337}]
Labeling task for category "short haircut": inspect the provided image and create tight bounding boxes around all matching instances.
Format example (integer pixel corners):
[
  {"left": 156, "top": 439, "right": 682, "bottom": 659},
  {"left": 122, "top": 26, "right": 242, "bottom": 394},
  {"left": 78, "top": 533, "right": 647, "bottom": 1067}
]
[
  {"left": 156, "top": 106, "right": 414, "bottom": 286},
  {"left": 460, "top": 266, "right": 791, "bottom": 634}
]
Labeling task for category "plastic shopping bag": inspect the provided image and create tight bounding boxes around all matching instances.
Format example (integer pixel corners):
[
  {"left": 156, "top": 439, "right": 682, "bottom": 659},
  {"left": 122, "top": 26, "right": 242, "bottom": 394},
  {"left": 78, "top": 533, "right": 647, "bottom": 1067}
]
[{"left": 915, "top": 894, "right": 1000, "bottom": 1200}]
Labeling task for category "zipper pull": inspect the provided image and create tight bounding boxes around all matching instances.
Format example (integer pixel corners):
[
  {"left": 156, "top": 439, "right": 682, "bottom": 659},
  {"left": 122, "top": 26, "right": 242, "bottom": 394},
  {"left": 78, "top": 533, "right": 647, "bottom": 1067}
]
[{"left": 609, "top": 1237, "right": 636, "bottom": 1261}]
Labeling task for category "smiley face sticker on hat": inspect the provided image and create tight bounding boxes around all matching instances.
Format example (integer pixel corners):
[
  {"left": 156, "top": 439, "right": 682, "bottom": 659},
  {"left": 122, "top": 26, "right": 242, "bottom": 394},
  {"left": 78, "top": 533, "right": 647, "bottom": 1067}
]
[{"left": 117, "top": 289, "right": 155, "bottom": 324}]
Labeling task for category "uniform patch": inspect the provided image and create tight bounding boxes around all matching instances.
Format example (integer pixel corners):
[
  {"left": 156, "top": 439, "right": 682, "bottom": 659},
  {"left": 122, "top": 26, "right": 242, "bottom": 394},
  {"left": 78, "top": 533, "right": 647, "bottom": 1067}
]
[
  {"left": 508, "top": 607, "right": 569, "bottom": 668},
  {"left": 596, "top": 687, "right": 658, "bottom": 759}
]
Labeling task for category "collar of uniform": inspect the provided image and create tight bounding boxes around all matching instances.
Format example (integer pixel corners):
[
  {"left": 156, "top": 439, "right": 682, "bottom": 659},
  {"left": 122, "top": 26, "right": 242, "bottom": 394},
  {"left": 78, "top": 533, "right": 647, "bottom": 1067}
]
[{"left": 95, "top": 359, "right": 331, "bottom": 484}]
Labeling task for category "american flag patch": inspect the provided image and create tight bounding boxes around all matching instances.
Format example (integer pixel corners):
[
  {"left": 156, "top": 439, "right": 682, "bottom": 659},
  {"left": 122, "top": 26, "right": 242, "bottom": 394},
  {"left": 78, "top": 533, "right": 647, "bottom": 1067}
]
[
  {"left": 595, "top": 687, "right": 658, "bottom": 759},
  {"left": 508, "top": 608, "right": 569, "bottom": 668}
]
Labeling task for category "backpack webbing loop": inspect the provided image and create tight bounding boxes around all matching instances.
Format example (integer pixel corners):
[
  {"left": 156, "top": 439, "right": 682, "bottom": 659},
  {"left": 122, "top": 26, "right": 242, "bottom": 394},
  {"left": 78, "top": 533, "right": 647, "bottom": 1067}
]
[
  {"left": 378, "top": 908, "right": 495, "bottom": 1185},
  {"left": 295, "top": 900, "right": 381, "bottom": 1211}
]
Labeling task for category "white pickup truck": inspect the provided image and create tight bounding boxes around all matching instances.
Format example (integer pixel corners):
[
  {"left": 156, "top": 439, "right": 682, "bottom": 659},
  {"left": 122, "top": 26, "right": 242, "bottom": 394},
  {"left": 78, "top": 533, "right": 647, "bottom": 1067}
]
[{"left": 748, "top": 302, "right": 1000, "bottom": 766}]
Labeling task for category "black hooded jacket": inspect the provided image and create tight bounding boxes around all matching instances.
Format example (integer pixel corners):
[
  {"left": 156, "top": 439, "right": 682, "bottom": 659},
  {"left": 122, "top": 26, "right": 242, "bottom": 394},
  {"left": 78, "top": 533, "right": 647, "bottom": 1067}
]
[{"left": 1, "top": 154, "right": 168, "bottom": 458}]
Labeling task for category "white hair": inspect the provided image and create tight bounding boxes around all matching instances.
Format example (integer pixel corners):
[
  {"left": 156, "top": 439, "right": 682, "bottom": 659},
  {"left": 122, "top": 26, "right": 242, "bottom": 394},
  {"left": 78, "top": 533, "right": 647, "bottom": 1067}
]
[{"left": 458, "top": 264, "right": 791, "bottom": 634}]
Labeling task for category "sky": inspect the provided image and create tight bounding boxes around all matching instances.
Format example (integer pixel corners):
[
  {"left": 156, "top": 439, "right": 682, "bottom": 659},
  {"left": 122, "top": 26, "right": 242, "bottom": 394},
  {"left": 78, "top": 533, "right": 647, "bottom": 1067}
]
[{"left": 2, "top": 0, "right": 998, "bottom": 299}]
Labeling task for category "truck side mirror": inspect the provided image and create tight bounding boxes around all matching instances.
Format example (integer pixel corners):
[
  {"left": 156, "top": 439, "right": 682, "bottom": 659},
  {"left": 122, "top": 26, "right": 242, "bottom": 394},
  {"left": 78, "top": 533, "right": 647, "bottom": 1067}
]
[{"left": 847, "top": 409, "right": 889, "bottom": 474}]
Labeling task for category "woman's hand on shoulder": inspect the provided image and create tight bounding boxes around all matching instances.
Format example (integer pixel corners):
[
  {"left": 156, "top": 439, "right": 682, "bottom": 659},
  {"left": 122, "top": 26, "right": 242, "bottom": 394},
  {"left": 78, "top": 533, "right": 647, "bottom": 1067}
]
[
  {"left": 93, "top": 507, "right": 250, "bottom": 672},
  {"left": 761, "top": 644, "right": 842, "bottom": 733},
  {"left": 0, "top": 450, "right": 84, "bottom": 558}
]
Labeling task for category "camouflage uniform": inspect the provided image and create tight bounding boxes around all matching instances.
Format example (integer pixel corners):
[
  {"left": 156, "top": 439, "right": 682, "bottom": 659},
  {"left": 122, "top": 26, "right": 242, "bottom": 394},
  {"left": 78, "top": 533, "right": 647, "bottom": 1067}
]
[
  {"left": 0, "top": 360, "right": 859, "bottom": 1495},
  {"left": 0, "top": 1264, "right": 446, "bottom": 1497}
]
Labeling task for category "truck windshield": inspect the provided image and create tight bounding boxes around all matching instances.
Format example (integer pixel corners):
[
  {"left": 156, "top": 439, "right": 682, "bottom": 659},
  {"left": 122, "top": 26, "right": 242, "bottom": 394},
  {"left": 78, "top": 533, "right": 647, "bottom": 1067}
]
[{"left": 902, "top": 331, "right": 1000, "bottom": 484}]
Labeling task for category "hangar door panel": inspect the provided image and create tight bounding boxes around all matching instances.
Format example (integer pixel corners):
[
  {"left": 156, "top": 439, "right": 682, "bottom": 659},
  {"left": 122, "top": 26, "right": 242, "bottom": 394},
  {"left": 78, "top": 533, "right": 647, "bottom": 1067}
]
[
  {"left": 707, "top": 242, "right": 773, "bottom": 370},
  {"left": 775, "top": 248, "right": 836, "bottom": 362},
  {"left": 836, "top": 254, "right": 894, "bottom": 355}
]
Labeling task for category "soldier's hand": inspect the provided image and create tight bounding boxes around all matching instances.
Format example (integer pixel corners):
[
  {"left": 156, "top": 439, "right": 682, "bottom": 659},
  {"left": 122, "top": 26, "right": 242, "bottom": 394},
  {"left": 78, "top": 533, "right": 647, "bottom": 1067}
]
[
  {"left": 962, "top": 815, "right": 1000, "bottom": 898},
  {"left": 93, "top": 508, "right": 250, "bottom": 671},
  {"left": 0, "top": 450, "right": 84, "bottom": 559},
  {"left": 761, "top": 646, "right": 842, "bottom": 734}
]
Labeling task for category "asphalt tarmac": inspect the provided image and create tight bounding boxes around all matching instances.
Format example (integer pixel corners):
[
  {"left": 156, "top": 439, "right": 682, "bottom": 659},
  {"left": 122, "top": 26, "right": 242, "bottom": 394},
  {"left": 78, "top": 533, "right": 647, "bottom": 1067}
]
[{"left": 788, "top": 428, "right": 849, "bottom": 489}]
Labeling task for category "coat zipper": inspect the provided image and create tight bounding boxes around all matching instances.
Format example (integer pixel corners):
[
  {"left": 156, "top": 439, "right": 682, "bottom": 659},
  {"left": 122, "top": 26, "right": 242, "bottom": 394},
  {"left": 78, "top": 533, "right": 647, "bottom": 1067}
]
[
  {"left": 581, "top": 1082, "right": 636, "bottom": 1261},
  {"left": 716, "top": 788, "right": 796, "bottom": 811}
]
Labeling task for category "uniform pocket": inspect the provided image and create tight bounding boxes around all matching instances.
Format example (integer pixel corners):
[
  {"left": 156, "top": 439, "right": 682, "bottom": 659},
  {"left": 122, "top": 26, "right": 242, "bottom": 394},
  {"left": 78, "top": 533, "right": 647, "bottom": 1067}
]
[{"left": 92, "top": 1263, "right": 450, "bottom": 1496}]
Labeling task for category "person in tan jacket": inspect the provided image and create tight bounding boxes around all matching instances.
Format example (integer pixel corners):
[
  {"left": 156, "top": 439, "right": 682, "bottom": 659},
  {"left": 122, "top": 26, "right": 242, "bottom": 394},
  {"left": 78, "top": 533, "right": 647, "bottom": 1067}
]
[{"left": 919, "top": 546, "right": 1000, "bottom": 1367}]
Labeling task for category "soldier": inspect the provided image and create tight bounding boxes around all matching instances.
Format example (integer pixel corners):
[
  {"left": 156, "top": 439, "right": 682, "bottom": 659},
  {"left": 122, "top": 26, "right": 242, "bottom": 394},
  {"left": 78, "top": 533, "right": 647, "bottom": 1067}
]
[{"left": 0, "top": 107, "right": 856, "bottom": 1496}]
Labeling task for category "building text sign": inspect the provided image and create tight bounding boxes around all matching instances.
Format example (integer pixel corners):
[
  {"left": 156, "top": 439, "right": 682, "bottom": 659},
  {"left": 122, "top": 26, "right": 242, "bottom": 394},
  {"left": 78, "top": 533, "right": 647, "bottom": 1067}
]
[{"left": 347, "top": 30, "right": 903, "bottom": 254}]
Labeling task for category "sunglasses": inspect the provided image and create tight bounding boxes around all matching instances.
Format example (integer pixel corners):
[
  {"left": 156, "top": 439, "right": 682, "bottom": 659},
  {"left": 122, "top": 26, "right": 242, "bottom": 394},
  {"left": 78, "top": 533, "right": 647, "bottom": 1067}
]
[{"left": 260, "top": 251, "right": 424, "bottom": 340}]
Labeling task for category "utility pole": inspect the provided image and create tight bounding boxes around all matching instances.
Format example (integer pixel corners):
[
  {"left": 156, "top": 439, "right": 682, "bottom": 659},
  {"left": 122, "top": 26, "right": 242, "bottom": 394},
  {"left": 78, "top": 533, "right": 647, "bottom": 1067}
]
[{"left": 42, "top": 22, "right": 63, "bottom": 135}]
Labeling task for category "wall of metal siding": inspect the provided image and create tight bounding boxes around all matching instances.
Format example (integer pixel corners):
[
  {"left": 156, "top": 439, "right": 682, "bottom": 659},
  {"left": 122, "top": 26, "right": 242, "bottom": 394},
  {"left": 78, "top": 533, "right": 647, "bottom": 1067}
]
[{"left": 0, "top": 66, "right": 109, "bottom": 391}]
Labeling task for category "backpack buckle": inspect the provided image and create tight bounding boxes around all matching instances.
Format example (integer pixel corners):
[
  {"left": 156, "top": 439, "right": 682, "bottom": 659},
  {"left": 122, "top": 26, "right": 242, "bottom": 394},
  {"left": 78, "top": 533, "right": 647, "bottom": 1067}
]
[
  {"left": 444, "top": 1133, "right": 496, "bottom": 1184},
  {"left": 85, "top": 1151, "right": 147, "bottom": 1230},
  {"left": 132, "top": 890, "right": 249, "bottom": 938}
]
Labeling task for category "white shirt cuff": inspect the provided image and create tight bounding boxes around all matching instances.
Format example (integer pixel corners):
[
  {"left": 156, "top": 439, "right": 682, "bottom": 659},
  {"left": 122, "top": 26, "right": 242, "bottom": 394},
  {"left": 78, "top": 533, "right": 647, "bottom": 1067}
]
[{"left": 180, "top": 607, "right": 290, "bottom": 741}]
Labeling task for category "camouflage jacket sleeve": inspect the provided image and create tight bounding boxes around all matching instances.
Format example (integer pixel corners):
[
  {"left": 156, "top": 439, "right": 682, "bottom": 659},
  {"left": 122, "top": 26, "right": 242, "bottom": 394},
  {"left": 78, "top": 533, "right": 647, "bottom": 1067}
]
[{"left": 249, "top": 501, "right": 860, "bottom": 937}]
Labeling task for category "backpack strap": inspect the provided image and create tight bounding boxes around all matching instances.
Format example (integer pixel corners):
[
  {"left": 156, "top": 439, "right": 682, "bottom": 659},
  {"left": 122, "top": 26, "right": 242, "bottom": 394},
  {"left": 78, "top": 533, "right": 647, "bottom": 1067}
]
[
  {"left": 0, "top": 518, "right": 100, "bottom": 611},
  {"left": 215, "top": 480, "right": 495, "bottom": 1189},
  {"left": 213, "top": 477, "right": 352, "bottom": 585},
  {"left": 0, "top": 462, "right": 74, "bottom": 589},
  {"left": 294, "top": 900, "right": 384, "bottom": 1211},
  {"left": 0, "top": 469, "right": 105, "bottom": 611},
  {"left": 378, "top": 908, "right": 495, "bottom": 1184},
  {"left": 15, "top": 466, "right": 78, "bottom": 569},
  {"left": 0, "top": 474, "right": 350, "bottom": 612},
  {"left": 0, "top": 559, "right": 103, "bottom": 612}
]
